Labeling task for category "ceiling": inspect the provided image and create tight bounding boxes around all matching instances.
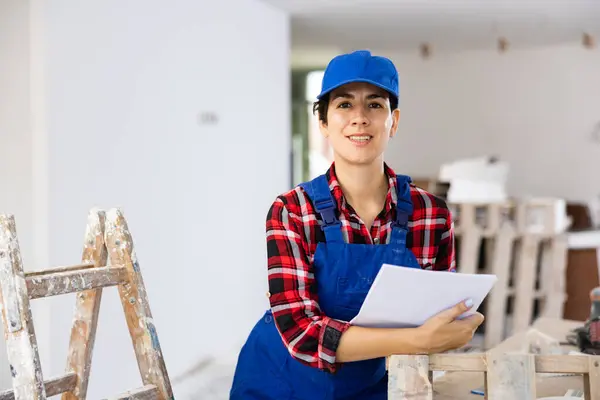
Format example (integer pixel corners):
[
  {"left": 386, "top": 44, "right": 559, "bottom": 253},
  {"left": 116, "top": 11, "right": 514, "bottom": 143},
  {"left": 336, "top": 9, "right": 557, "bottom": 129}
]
[{"left": 263, "top": 0, "right": 600, "bottom": 56}]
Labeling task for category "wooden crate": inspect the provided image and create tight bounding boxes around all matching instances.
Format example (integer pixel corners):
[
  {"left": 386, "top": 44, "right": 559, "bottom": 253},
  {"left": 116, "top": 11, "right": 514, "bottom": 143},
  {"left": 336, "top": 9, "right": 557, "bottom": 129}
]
[
  {"left": 449, "top": 200, "right": 569, "bottom": 349},
  {"left": 388, "top": 352, "right": 600, "bottom": 400}
]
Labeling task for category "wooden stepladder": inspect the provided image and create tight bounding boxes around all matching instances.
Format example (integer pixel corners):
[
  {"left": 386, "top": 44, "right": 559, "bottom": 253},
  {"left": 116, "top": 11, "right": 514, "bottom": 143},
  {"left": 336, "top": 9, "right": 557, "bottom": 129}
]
[{"left": 0, "top": 208, "right": 173, "bottom": 400}]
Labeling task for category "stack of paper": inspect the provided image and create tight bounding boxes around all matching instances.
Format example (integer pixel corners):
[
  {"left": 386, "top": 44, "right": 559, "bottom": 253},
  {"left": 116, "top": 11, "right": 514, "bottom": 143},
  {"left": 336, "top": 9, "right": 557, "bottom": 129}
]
[{"left": 350, "top": 264, "right": 497, "bottom": 328}]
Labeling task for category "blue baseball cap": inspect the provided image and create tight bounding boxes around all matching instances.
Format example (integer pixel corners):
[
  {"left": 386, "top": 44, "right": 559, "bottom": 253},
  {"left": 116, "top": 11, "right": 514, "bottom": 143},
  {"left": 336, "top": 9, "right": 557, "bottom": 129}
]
[{"left": 317, "top": 50, "right": 399, "bottom": 101}]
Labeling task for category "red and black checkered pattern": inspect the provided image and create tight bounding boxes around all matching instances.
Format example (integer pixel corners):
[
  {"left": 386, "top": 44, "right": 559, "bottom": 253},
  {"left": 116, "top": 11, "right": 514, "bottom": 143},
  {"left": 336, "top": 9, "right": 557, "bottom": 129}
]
[{"left": 266, "top": 162, "right": 456, "bottom": 373}]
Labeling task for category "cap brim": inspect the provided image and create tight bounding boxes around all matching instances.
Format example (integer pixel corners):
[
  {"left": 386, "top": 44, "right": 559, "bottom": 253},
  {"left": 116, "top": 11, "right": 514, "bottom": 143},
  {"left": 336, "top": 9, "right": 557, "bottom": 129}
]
[{"left": 316, "top": 78, "right": 398, "bottom": 100}]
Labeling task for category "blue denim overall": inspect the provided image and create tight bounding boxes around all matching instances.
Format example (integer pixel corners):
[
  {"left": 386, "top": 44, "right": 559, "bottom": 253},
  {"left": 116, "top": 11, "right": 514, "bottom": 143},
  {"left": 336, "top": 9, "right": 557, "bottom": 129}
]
[{"left": 230, "top": 174, "right": 422, "bottom": 400}]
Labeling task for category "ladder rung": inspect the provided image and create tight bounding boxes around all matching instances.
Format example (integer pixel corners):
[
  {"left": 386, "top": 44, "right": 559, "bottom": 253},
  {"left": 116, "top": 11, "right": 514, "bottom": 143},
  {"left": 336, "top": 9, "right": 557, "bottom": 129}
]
[
  {"left": 26, "top": 265, "right": 128, "bottom": 299},
  {"left": 106, "top": 384, "right": 159, "bottom": 400},
  {"left": 0, "top": 372, "right": 77, "bottom": 400},
  {"left": 25, "top": 262, "right": 95, "bottom": 277}
]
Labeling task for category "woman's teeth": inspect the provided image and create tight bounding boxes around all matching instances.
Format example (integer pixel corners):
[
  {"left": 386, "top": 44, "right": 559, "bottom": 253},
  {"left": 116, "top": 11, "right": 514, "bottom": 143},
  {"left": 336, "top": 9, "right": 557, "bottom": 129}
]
[{"left": 349, "top": 135, "right": 372, "bottom": 142}]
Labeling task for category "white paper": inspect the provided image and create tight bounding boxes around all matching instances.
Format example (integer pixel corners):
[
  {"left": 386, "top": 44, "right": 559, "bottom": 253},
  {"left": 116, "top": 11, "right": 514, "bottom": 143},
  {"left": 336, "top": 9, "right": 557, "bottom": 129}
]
[{"left": 350, "top": 264, "right": 498, "bottom": 328}]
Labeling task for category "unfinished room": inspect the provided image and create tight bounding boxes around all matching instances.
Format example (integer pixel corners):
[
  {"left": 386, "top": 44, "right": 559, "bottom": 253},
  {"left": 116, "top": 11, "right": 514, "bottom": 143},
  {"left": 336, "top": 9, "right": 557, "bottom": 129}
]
[{"left": 1, "top": 0, "right": 599, "bottom": 399}]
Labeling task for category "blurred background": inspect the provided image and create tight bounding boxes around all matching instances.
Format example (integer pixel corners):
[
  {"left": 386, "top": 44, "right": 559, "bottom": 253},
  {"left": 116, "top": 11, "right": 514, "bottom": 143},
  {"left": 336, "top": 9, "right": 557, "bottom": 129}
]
[{"left": 1, "top": 0, "right": 600, "bottom": 398}]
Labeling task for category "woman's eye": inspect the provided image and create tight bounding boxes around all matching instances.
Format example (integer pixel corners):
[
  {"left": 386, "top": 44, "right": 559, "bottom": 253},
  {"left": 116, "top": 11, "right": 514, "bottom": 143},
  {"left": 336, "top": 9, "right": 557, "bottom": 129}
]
[
  {"left": 369, "top": 103, "right": 383, "bottom": 108},
  {"left": 338, "top": 102, "right": 351, "bottom": 108}
]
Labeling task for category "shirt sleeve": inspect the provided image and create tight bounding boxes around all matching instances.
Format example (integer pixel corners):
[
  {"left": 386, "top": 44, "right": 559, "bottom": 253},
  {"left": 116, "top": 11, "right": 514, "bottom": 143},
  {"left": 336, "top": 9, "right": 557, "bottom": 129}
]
[
  {"left": 266, "top": 197, "right": 350, "bottom": 373},
  {"left": 433, "top": 206, "right": 456, "bottom": 272}
]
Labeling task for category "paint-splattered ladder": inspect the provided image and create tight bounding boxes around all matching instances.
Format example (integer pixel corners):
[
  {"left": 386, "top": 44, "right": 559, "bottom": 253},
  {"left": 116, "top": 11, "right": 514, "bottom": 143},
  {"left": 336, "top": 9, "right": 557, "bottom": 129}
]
[{"left": 0, "top": 209, "right": 173, "bottom": 400}]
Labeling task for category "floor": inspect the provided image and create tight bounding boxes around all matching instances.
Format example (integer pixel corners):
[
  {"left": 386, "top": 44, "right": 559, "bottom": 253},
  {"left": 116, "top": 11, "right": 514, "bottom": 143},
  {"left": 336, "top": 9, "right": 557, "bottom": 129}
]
[
  {"left": 173, "top": 360, "right": 234, "bottom": 400},
  {"left": 175, "top": 333, "right": 486, "bottom": 399}
]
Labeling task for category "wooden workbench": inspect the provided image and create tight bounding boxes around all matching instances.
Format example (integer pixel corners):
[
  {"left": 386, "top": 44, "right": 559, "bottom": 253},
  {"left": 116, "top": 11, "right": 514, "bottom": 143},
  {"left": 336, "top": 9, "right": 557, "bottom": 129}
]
[{"left": 431, "top": 317, "right": 586, "bottom": 399}]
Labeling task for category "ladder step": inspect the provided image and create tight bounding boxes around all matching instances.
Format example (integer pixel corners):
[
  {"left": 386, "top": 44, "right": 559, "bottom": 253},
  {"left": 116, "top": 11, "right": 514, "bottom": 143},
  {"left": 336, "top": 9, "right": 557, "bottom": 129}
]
[
  {"left": 0, "top": 372, "right": 77, "bottom": 400},
  {"left": 26, "top": 265, "right": 128, "bottom": 299},
  {"left": 105, "top": 384, "right": 159, "bottom": 400},
  {"left": 25, "top": 262, "right": 95, "bottom": 277}
]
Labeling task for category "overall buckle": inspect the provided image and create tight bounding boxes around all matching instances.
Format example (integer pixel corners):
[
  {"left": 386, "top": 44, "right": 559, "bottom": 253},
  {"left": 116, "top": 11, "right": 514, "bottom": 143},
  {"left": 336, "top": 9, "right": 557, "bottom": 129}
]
[
  {"left": 394, "top": 210, "right": 409, "bottom": 230},
  {"left": 314, "top": 198, "right": 339, "bottom": 226}
]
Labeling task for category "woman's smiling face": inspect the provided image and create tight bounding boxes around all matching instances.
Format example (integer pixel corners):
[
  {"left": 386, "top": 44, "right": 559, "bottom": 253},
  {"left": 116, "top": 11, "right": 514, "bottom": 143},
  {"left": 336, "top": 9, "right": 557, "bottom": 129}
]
[{"left": 320, "top": 82, "right": 400, "bottom": 167}]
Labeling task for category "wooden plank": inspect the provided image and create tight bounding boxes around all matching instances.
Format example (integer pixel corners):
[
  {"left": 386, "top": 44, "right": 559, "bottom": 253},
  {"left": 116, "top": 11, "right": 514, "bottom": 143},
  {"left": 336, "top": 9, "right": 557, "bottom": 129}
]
[
  {"left": 27, "top": 265, "right": 127, "bottom": 299},
  {"left": 428, "top": 354, "right": 487, "bottom": 372},
  {"left": 42, "top": 373, "right": 77, "bottom": 397},
  {"left": 104, "top": 209, "right": 173, "bottom": 400},
  {"left": 104, "top": 385, "right": 158, "bottom": 400},
  {"left": 535, "top": 355, "right": 591, "bottom": 373},
  {"left": 0, "top": 373, "right": 77, "bottom": 400},
  {"left": 0, "top": 214, "right": 47, "bottom": 400},
  {"left": 584, "top": 356, "right": 600, "bottom": 400},
  {"left": 484, "top": 225, "right": 515, "bottom": 349},
  {"left": 456, "top": 205, "right": 482, "bottom": 274},
  {"left": 515, "top": 202, "right": 528, "bottom": 234},
  {"left": 388, "top": 355, "right": 432, "bottom": 400},
  {"left": 538, "top": 239, "right": 554, "bottom": 316},
  {"left": 458, "top": 229, "right": 482, "bottom": 274},
  {"left": 482, "top": 204, "right": 502, "bottom": 236},
  {"left": 512, "top": 235, "right": 541, "bottom": 334},
  {"left": 539, "top": 236, "right": 568, "bottom": 319},
  {"left": 62, "top": 209, "right": 109, "bottom": 400},
  {"left": 25, "top": 263, "right": 95, "bottom": 278},
  {"left": 486, "top": 353, "right": 536, "bottom": 400},
  {"left": 505, "top": 288, "right": 545, "bottom": 298},
  {"left": 427, "top": 353, "right": 590, "bottom": 374}
]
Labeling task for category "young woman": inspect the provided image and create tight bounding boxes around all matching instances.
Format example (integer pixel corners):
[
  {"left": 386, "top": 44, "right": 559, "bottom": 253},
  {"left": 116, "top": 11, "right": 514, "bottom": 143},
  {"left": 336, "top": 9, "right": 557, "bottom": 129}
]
[{"left": 230, "top": 50, "right": 485, "bottom": 399}]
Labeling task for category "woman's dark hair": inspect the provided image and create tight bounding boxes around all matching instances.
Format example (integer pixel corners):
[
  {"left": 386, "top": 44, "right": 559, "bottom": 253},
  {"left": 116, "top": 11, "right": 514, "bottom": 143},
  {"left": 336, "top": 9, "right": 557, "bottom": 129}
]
[{"left": 312, "top": 92, "right": 399, "bottom": 125}]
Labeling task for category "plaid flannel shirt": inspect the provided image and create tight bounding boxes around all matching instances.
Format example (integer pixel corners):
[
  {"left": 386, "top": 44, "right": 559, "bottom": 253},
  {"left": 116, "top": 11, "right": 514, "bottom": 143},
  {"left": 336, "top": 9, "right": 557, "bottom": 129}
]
[{"left": 266, "top": 163, "right": 456, "bottom": 373}]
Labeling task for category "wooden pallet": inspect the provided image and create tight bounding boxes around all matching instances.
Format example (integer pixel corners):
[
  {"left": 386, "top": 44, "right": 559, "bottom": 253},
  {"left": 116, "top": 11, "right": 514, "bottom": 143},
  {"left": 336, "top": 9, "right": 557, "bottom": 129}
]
[
  {"left": 450, "top": 200, "right": 569, "bottom": 349},
  {"left": 388, "top": 352, "right": 600, "bottom": 400},
  {"left": 0, "top": 209, "right": 173, "bottom": 400}
]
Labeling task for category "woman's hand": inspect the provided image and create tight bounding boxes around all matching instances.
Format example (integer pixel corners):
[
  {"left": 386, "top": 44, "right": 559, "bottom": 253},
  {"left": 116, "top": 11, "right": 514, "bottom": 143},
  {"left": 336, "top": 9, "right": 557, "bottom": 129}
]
[
  {"left": 337, "top": 299, "right": 484, "bottom": 362},
  {"left": 417, "top": 299, "right": 485, "bottom": 354}
]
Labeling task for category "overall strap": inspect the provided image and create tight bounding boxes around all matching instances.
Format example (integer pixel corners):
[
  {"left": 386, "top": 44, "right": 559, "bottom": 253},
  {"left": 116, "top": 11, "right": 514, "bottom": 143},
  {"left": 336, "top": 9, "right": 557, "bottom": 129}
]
[
  {"left": 298, "top": 175, "right": 345, "bottom": 243},
  {"left": 389, "top": 174, "right": 414, "bottom": 250}
]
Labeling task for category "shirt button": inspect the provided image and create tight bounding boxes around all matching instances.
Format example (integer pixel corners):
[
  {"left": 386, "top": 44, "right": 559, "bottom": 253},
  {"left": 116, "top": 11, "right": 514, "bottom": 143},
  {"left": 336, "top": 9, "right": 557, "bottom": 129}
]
[
  {"left": 374, "top": 238, "right": 380, "bottom": 244},
  {"left": 266, "top": 291, "right": 271, "bottom": 298}
]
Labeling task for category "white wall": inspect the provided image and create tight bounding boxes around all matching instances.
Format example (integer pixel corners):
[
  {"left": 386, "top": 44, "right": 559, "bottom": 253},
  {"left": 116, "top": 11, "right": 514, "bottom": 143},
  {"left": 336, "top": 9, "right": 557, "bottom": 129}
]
[
  {"left": 1, "top": 0, "right": 290, "bottom": 397},
  {"left": 384, "top": 44, "right": 600, "bottom": 203},
  {"left": 294, "top": 44, "right": 600, "bottom": 204},
  {"left": 0, "top": 0, "right": 31, "bottom": 387},
  {"left": 0, "top": 0, "right": 53, "bottom": 388},
  {"left": 0, "top": 2, "right": 32, "bottom": 264}
]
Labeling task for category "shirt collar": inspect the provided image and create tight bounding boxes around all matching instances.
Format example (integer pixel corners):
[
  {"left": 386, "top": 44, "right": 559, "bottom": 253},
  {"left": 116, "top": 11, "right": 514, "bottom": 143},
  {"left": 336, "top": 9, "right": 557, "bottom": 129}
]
[{"left": 325, "top": 162, "right": 399, "bottom": 215}]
